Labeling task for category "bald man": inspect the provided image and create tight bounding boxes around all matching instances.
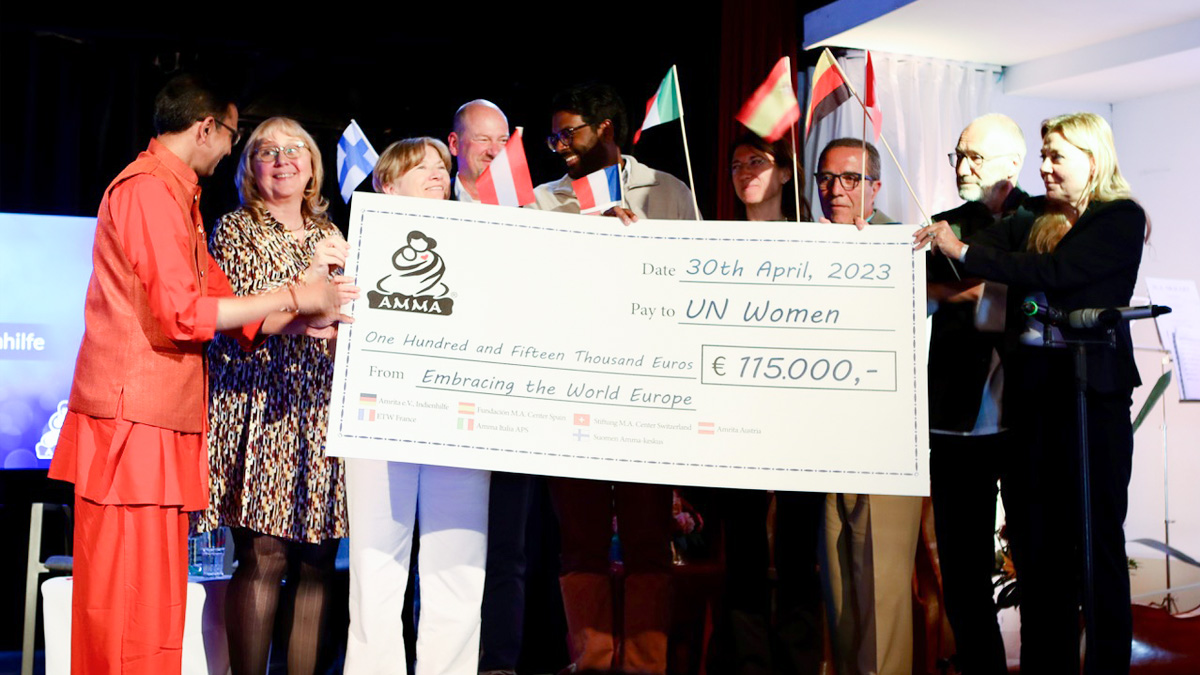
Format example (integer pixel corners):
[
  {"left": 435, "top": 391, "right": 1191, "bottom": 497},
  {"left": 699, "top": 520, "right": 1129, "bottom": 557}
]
[
  {"left": 446, "top": 99, "right": 537, "bottom": 675},
  {"left": 448, "top": 99, "right": 509, "bottom": 203},
  {"left": 928, "top": 113, "right": 1029, "bottom": 675}
]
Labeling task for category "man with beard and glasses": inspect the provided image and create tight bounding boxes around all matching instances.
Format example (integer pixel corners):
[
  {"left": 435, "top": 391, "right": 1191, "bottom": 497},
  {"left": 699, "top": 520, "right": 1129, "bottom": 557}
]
[
  {"left": 534, "top": 82, "right": 695, "bottom": 222},
  {"left": 535, "top": 81, "right": 695, "bottom": 675}
]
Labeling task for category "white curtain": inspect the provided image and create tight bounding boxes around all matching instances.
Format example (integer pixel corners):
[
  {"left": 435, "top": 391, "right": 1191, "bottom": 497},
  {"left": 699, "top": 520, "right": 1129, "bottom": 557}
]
[{"left": 802, "top": 50, "right": 1003, "bottom": 224}]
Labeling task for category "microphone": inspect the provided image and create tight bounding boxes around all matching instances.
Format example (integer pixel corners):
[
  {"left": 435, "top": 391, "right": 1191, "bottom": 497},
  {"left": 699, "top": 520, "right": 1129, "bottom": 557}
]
[
  {"left": 1022, "top": 300, "right": 1171, "bottom": 328},
  {"left": 1021, "top": 299, "right": 1065, "bottom": 325},
  {"left": 1068, "top": 305, "right": 1171, "bottom": 328}
]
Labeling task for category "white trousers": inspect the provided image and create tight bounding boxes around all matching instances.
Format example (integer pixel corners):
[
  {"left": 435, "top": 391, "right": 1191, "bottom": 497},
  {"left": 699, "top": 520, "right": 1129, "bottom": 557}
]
[{"left": 344, "top": 459, "right": 490, "bottom": 675}]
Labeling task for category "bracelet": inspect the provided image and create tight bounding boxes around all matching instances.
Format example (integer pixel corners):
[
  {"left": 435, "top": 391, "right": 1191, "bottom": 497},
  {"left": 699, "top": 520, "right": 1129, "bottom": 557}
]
[
  {"left": 287, "top": 285, "right": 300, "bottom": 313},
  {"left": 958, "top": 244, "right": 969, "bottom": 262}
]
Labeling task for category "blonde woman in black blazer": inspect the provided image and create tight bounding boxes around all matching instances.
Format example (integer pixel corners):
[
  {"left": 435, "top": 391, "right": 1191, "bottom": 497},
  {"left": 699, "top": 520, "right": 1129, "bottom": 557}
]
[{"left": 916, "top": 112, "right": 1146, "bottom": 675}]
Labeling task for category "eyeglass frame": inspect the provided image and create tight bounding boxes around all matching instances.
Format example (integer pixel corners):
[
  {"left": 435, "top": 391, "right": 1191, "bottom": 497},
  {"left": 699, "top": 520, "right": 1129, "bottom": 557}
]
[
  {"left": 731, "top": 154, "right": 775, "bottom": 174},
  {"left": 211, "top": 117, "right": 243, "bottom": 146},
  {"left": 546, "top": 124, "right": 592, "bottom": 151},
  {"left": 814, "top": 171, "right": 875, "bottom": 191},
  {"left": 253, "top": 142, "right": 310, "bottom": 163},
  {"left": 948, "top": 151, "right": 1017, "bottom": 170}
]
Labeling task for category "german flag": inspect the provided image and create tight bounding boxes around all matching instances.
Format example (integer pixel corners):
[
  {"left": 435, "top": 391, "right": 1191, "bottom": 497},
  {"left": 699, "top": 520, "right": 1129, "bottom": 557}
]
[{"left": 804, "top": 50, "right": 851, "bottom": 138}]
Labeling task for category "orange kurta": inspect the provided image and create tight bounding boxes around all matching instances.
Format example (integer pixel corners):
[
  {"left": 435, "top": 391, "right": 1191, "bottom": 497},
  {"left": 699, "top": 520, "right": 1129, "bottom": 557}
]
[{"left": 50, "top": 139, "right": 259, "bottom": 675}]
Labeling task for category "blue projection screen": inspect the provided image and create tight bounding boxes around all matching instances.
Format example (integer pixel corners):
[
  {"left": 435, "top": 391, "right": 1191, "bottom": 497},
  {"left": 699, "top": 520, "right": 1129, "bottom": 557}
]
[{"left": 0, "top": 213, "right": 94, "bottom": 469}]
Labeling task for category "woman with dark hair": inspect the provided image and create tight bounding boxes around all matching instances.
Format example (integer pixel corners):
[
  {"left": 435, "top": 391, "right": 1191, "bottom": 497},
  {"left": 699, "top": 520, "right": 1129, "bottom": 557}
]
[
  {"left": 916, "top": 112, "right": 1147, "bottom": 674},
  {"left": 705, "top": 132, "right": 822, "bottom": 675},
  {"left": 730, "top": 132, "right": 810, "bottom": 222},
  {"left": 202, "top": 116, "right": 349, "bottom": 675}
]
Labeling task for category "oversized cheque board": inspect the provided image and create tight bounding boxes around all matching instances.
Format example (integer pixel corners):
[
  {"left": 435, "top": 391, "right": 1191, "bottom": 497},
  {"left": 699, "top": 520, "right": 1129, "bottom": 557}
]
[{"left": 327, "top": 193, "right": 928, "bottom": 496}]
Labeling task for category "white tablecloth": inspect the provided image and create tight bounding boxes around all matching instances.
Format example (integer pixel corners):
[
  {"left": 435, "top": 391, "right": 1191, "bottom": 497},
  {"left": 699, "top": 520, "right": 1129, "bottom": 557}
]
[{"left": 41, "top": 575, "right": 231, "bottom": 675}]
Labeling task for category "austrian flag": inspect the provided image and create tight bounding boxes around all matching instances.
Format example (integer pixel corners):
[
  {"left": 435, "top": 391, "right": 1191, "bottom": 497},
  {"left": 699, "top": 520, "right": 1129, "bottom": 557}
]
[
  {"left": 864, "top": 51, "right": 883, "bottom": 142},
  {"left": 572, "top": 165, "right": 622, "bottom": 215},
  {"left": 476, "top": 128, "right": 536, "bottom": 207}
]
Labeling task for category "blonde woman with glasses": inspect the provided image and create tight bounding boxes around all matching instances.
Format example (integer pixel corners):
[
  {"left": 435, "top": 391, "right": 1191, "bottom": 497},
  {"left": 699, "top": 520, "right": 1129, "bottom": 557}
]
[{"left": 201, "top": 116, "right": 350, "bottom": 675}]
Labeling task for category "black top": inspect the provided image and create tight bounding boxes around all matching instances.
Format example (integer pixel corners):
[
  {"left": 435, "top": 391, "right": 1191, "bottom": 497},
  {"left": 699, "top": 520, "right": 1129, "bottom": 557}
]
[
  {"left": 927, "top": 188, "right": 1031, "bottom": 432},
  {"left": 963, "top": 197, "right": 1146, "bottom": 395}
]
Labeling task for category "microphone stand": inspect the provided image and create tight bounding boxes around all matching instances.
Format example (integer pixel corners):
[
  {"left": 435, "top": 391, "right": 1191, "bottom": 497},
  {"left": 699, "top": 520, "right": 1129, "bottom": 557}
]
[
  {"left": 1035, "top": 304, "right": 1167, "bottom": 674},
  {"left": 1045, "top": 328, "right": 1114, "bottom": 675}
]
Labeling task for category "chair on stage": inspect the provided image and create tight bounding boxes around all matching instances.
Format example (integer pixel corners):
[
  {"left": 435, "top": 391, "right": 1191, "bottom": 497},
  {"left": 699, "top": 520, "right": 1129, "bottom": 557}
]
[{"left": 21, "top": 502, "right": 74, "bottom": 675}]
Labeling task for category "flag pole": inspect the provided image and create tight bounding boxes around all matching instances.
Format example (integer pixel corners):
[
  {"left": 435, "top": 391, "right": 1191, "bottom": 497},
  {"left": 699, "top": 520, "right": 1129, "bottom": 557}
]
[
  {"left": 670, "top": 65, "right": 702, "bottom": 220},
  {"left": 824, "top": 49, "right": 932, "bottom": 225},
  {"left": 860, "top": 106, "right": 868, "bottom": 222},
  {"left": 790, "top": 124, "right": 802, "bottom": 222},
  {"left": 785, "top": 56, "right": 803, "bottom": 222}
]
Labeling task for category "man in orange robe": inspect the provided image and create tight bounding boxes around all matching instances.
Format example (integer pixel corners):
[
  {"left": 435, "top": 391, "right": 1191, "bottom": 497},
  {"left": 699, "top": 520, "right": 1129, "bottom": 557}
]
[{"left": 50, "top": 73, "right": 349, "bottom": 675}]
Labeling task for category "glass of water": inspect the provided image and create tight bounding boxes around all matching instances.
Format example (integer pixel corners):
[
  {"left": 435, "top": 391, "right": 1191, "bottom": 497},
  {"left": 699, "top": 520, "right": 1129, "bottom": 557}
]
[
  {"left": 188, "top": 535, "right": 203, "bottom": 576},
  {"left": 200, "top": 528, "right": 226, "bottom": 576}
]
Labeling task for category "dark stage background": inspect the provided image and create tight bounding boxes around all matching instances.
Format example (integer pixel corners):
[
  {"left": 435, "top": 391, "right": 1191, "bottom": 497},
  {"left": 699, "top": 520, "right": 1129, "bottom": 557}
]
[{"left": 0, "top": 2, "right": 827, "bottom": 661}]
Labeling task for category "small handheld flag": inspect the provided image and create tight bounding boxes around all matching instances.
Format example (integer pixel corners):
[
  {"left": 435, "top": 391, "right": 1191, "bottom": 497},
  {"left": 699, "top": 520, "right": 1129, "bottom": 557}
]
[
  {"left": 804, "top": 50, "right": 851, "bottom": 138},
  {"left": 337, "top": 119, "right": 379, "bottom": 203},
  {"left": 736, "top": 57, "right": 801, "bottom": 142},
  {"left": 633, "top": 67, "right": 683, "bottom": 145},
  {"left": 572, "top": 165, "right": 622, "bottom": 215},
  {"left": 803, "top": 48, "right": 934, "bottom": 226},
  {"left": 634, "top": 64, "right": 702, "bottom": 220},
  {"left": 864, "top": 51, "right": 883, "bottom": 142},
  {"left": 476, "top": 127, "right": 536, "bottom": 207}
]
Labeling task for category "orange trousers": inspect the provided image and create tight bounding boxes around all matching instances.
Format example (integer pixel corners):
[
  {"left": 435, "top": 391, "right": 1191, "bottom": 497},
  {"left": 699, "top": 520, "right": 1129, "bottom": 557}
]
[{"left": 71, "top": 495, "right": 188, "bottom": 675}]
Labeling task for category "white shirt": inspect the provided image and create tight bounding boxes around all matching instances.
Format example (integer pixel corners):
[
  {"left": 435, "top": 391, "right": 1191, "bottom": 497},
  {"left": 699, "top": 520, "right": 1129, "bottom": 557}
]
[{"left": 453, "top": 174, "right": 477, "bottom": 203}]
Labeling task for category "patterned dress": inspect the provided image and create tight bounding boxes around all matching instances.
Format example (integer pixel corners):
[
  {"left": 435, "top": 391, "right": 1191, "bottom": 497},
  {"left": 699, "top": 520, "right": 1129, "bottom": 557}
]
[{"left": 198, "top": 207, "right": 348, "bottom": 543}]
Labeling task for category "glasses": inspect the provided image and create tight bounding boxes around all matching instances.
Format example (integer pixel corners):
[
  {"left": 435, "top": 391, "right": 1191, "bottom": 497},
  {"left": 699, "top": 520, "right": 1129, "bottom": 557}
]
[
  {"left": 212, "top": 118, "right": 242, "bottom": 145},
  {"left": 948, "top": 151, "right": 1016, "bottom": 169},
  {"left": 254, "top": 143, "right": 308, "bottom": 163},
  {"left": 731, "top": 155, "right": 773, "bottom": 174},
  {"left": 546, "top": 124, "right": 591, "bottom": 150},
  {"left": 815, "top": 172, "right": 873, "bottom": 191}
]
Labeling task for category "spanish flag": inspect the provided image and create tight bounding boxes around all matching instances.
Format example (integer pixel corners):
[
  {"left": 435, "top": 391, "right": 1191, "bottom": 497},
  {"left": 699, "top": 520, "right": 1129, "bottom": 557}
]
[
  {"left": 735, "top": 57, "right": 801, "bottom": 143},
  {"left": 804, "top": 50, "right": 851, "bottom": 138}
]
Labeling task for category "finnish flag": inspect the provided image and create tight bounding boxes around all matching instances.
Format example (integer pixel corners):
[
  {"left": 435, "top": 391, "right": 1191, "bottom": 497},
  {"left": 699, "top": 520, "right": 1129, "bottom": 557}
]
[{"left": 337, "top": 119, "right": 379, "bottom": 203}]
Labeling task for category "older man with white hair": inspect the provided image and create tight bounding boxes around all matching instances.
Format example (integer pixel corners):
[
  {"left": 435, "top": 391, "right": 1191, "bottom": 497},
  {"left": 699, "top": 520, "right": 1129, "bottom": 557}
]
[{"left": 928, "top": 112, "right": 1030, "bottom": 675}]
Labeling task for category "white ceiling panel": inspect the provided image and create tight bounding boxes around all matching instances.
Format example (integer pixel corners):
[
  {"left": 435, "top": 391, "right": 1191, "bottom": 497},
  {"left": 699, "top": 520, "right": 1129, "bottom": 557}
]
[{"left": 804, "top": 0, "right": 1200, "bottom": 101}]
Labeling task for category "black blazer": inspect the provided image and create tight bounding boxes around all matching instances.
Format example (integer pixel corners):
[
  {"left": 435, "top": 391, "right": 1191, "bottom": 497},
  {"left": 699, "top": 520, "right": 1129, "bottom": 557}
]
[
  {"left": 927, "top": 190, "right": 1030, "bottom": 431},
  {"left": 963, "top": 197, "right": 1146, "bottom": 394}
]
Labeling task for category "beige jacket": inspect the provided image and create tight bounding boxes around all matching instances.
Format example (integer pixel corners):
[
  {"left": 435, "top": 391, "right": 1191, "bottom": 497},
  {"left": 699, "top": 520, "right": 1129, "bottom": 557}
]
[{"left": 531, "top": 155, "right": 697, "bottom": 219}]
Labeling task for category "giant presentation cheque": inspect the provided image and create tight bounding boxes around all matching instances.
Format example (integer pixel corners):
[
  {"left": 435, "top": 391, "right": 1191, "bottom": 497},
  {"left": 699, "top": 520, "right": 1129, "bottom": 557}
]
[{"left": 328, "top": 193, "right": 928, "bottom": 496}]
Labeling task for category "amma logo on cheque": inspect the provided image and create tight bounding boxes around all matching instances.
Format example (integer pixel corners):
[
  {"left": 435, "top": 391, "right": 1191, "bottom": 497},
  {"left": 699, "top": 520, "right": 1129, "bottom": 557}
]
[{"left": 366, "top": 230, "right": 455, "bottom": 316}]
